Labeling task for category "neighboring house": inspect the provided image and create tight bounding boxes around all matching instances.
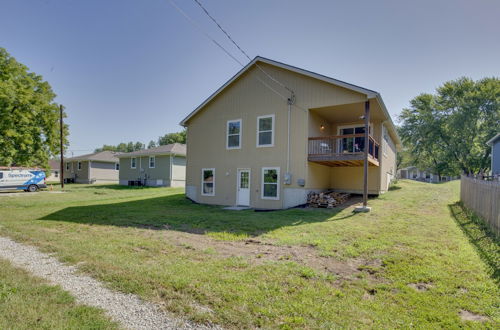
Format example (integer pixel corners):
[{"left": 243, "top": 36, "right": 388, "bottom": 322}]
[
  {"left": 180, "top": 56, "right": 402, "bottom": 209},
  {"left": 46, "top": 159, "right": 60, "bottom": 182},
  {"left": 398, "top": 166, "right": 457, "bottom": 183},
  {"left": 487, "top": 133, "right": 500, "bottom": 176},
  {"left": 63, "top": 151, "right": 120, "bottom": 184},
  {"left": 117, "top": 143, "right": 186, "bottom": 187}
]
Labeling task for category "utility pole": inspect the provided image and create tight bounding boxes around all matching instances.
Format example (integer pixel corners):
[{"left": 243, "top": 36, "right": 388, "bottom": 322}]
[{"left": 59, "top": 104, "right": 64, "bottom": 189}]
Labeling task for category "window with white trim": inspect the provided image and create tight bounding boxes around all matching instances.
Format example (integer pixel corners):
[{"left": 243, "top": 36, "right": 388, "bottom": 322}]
[
  {"left": 77, "top": 161, "right": 82, "bottom": 170},
  {"left": 131, "top": 157, "right": 136, "bottom": 169},
  {"left": 66, "top": 163, "right": 70, "bottom": 171},
  {"left": 261, "top": 167, "right": 280, "bottom": 200},
  {"left": 201, "top": 168, "right": 215, "bottom": 196},
  {"left": 149, "top": 156, "right": 155, "bottom": 168},
  {"left": 257, "top": 115, "right": 275, "bottom": 147},
  {"left": 227, "top": 119, "right": 242, "bottom": 149},
  {"left": 115, "top": 163, "right": 119, "bottom": 170}
]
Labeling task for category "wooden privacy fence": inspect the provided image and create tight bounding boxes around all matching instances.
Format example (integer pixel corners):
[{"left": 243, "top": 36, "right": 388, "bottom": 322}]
[{"left": 460, "top": 175, "right": 500, "bottom": 236}]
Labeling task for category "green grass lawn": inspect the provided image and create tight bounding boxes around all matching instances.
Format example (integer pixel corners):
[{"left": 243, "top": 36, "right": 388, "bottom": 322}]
[
  {"left": 0, "top": 258, "right": 117, "bottom": 329},
  {"left": 0, "top": 180, "right": 498, "bottom": 328}
]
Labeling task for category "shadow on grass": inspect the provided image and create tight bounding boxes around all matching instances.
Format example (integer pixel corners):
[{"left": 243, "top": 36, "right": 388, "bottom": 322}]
[
  {"left": 74, "top": 184, "right": 164, "bottom": 190},
  {"left": 39, "top": 193, "right": 352, "bottom": 237},
  {"left": 449, "top": 202, "right": 499, "bottom": 284}
]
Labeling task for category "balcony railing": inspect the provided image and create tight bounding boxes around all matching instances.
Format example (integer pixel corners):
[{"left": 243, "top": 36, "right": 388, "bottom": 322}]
[{"left": 308, "top": 134, "right": 380, "bottom": 166}]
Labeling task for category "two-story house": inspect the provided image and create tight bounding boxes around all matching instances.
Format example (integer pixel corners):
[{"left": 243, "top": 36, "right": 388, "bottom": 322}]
[{"left": 181, "top": 57, "right": 401, "bottom": 209}]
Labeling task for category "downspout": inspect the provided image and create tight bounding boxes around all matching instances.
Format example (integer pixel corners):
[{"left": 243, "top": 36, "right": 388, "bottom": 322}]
[
  {"left": 286, "top": 92, "right": 295, "bottom": 179},
  {"left": 170, "top": 153, "right": 174, "bottom": 186},
  {"left": 139, "top": 157, "right": 142, "bottom": 185}
]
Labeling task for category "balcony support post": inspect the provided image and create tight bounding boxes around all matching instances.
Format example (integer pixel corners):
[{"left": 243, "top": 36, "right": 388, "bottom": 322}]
[{"left": 355, "top": 100, "right": 371, "bottom": 213}]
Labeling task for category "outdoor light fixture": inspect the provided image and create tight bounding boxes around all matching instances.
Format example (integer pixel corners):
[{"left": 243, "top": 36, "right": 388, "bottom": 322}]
[{"left": 320, "top": 125, "right": 325, "bottom": 131}]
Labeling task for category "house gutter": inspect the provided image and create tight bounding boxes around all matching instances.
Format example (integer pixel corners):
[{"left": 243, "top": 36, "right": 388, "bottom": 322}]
[{"left": 169, "top": 153, "right": 174, "bottom": 185}]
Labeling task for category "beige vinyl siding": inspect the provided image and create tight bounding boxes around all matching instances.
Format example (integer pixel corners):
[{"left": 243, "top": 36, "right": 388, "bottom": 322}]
[
  {"left": 90, "top": 161, "right": 118, "bottom": 183},
  {"left": 63, "top": 160, "right": 118, "bottom": 184},
  {"left": 380, "top": 124, "right": 397, "bottom": 192},
  {"left": 172, "top": 156, "right": 186, "bottom": 186},
  {"left": 186, "top": 63, "right": 371, "bottom": 209},
  {"left": 63, "top": 160, "right": 90, "bottom": 183}
]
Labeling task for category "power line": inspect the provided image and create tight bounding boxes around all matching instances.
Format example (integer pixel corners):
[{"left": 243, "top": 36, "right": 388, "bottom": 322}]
[
  {"left": 193, "top": 0, "right": 252, "bottom": 62},
  {"left": 168, "top": 0, "right": 294, "bottom": 101},
  {"left": 192, "top": 0, "right": 294, "bottom": 95},
  {"left": 167, "top": 0, "right": 245, "bottom": 67}
]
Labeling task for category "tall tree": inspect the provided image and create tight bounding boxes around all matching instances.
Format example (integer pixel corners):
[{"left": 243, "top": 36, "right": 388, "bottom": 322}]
[
  {"left": 157, "top": 129, "right": 186, "bottom": 145},
  {"left": 399, "top": 77, "right": 499, "bottom": 175},
  {"left": 0, "top": 48, "right": 69, "bottom": 169},
  {"left": 147, "top": 140, "right": 156, "bottom": 149}
]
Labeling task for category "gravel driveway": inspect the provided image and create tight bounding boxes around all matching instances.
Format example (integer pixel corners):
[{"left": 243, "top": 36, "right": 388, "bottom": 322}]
[{"left": 0, "top": 236, "right": 220, "bottom": 330}]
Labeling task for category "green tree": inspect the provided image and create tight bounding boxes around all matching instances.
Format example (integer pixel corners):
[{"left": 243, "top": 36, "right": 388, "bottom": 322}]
[
  {"left": 94, "top": 141, "right": 145, "bottom": 153},
  {"left": 157, "top": 129, "right": 186, "bottom": 145},
  {"left": 147, "top": 140, "right": 156, "bottom": 149},
  {"left": 399, "top": 77, "right": 500, "bottom": 176},
  {"left": 0, "top": 48, "right": 69, "bottom": 169}
]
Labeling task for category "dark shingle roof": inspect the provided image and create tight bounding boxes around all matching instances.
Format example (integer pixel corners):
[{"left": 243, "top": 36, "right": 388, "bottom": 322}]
[
  {"left": 116, "top": 143, "right": 186, "bottom": 158},
  {"left": 65, "top": 151, "right": 120, "bottom": 163}
]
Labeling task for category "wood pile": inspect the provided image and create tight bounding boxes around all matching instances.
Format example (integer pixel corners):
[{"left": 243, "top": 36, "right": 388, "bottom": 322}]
[{"left": 307, "top": 191, "right": 350, "bottom": 208}]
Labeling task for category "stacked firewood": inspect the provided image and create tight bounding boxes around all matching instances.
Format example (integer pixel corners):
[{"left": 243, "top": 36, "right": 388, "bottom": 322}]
[{"left": 307, "top": 191, "right": 350, "bottom": 208}]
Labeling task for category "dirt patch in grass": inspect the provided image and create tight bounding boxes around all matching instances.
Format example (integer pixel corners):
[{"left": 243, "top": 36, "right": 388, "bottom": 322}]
[
  {"left": 408, "top": 282, "right": 433, "bottom": 291},
  {"left": 459, "top": 310, "right": 490, "bottom": 322},
  {"left": 161, "top": 230, "right": 382, "bottom": 281}
]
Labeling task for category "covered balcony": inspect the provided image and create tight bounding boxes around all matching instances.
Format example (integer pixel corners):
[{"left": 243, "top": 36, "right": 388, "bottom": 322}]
[
  {"left": 308, "top": 134, "right": 379, "bottom": 167},
  {"left": 308, "top": 100, "right": 383, "bottom": 167}
]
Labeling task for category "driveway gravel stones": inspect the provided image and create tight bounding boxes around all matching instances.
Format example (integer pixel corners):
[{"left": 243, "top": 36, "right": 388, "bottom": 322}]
[{"left": 0, "top": 236, "right": 220, "bottom": 330}]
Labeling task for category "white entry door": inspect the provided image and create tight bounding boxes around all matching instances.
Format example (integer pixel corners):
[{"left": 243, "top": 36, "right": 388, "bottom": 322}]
[{"left": 237, "top": 169, "right": 250, "bottom": 206}]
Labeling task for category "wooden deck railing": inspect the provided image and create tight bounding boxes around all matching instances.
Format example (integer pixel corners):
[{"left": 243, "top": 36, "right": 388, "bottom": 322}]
[{"left": 308, "top": 134, "right": 380, "bottom": 160}]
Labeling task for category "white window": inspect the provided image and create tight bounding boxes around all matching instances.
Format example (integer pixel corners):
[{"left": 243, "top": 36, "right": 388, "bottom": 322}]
[
  {"left": 55, "top": 171, "right": 59, "bottom": 178},
  {"left": 115, "top": 163, "right": 119, "bottom": 170},
  {"left": 131, "top": 157, "right": 136, "bottom": 169},
  {"left": 227, "top": 119, "right": 242, "bottom": 149},
  {"left": 257, "top": 114, "right": 275, "bottom": 147},
  {"left": 261, "top": 167, "right": 280, "bottom": 200},
  {"left": 77, "top": 162, "right": 82, "bottom": 170},
  {"left": 201, "top": 168, "right": 215, "bottom": 196},
  {"left": 66, "top": 163, "right": 70, "bottom": 171},
  {"left": 149, "top": 156, "right": 155, "bottom": 168}
]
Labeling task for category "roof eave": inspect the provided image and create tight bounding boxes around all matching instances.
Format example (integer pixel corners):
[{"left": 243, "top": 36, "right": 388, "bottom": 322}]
[
  {"left": 486, "top": 133, "right": 500, "bottom": 146},
  {"left": 374, "top": 93, "right": 402, "bottom": 150}
]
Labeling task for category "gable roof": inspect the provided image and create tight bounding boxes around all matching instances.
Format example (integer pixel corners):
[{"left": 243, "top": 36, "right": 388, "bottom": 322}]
[
  {"left": 486, "top": 133, "right": 500, "bottom": 146},
  {"left": 48, "top": 159, "right": 60, "bottom": 170},
  {"left": 65, "top": 151, "right": 120, "bottom": 163},
  {"left": 116, "top": 143, "right": 186, "bottom": 158},
  {"left": 179, "top": 56, "right": 401, "bottom": 147}
]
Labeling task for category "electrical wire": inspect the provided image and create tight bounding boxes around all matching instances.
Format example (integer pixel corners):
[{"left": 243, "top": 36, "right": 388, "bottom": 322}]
[
  {"left": 167, "top": 0, "right": 245, "bottom": 67},
  {"left": 192, "top": 0, "right": 295, "bottom": 95}
]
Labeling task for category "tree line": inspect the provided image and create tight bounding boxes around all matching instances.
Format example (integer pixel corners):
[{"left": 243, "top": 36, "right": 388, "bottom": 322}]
[
  {"left": 1, "top": 46, "right": 498, "bottom": 176},
  {"left": 398, "top": 77, "right": 499, "bottom": 177},
  {"left": 94, "top": 130, "right": 186, "bottom": 153}
]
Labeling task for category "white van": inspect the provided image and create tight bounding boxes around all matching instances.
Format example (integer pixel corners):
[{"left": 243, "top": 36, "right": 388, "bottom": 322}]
[{"left": 0, "top": 168, "right": 47, "bottom": 192}]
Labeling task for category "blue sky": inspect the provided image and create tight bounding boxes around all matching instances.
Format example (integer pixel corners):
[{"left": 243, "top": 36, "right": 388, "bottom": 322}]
[{"left": 1, "top": 0, "right": 499, "bottom": 155}]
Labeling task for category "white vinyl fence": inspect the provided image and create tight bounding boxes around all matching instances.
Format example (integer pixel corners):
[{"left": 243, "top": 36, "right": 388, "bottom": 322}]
[{"left": 460, "top": 175, "right": 500, "bottom": 236}]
